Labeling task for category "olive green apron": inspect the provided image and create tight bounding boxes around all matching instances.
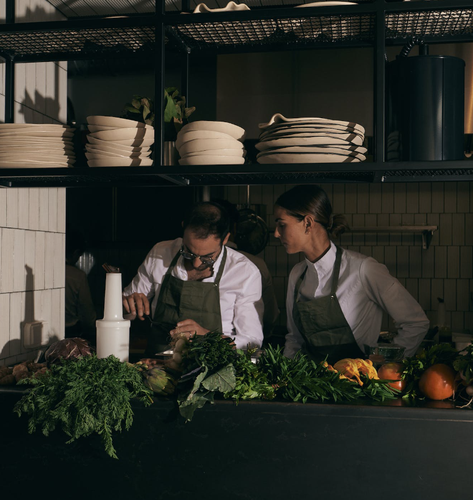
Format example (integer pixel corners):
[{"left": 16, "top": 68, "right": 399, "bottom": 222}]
[
  {"left": 146, "top": 247, "right": 227, "bottom": 355},
  {"left": 293, "top": 246, "right": 365, "bottom": 365}
]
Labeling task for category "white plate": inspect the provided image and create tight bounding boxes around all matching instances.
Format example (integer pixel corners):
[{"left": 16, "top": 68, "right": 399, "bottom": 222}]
[
  {"left": 179, "top": 121, "right": 245, "bottom": 141},
  {"left": 256, "top": 145, "right": 367, "bottom": 156},
  {"left": 87, "top": 135, "right": 154, "bottom": 148},
  {"left": 259, "top": 131, "right": 365, "bottom": 143},
  {"left": 88, "top": 127, "right": 151, "bottom": 141},
  {"left": 256, "top": 135, "right": 363, "bottom": 151},
  {"left": 179, "top": 155, "right": 246, "bottom": 165},
  {"left": 86, "top": 116, "right": 151, "bottom": 128},
  {"left": 85, "top": 146, "right": 146, "bottom": 158},
  {"left": 257, "top": 153, "right": 364, "bottom": 163},
  {"left": 259, "top": 113, "right": 365, "bottom": 135},
  {"left": 179, "top": 138, "right": 245, "bottom": 156},
  {"left": 176, "top": 129, "right": 237, "bottom": 150},
  {"left": 85, "top": 152, "right": 149, "bottom": 161},
  {"left": 298, "top": 1, "right": 357, "bottom": 7},
  {"left": 259, "top": 124, "right": 364, "bottom": 139},
  {"left": 0, "top": 161, "right": 73, "bottom": 168},
  {"left": 180, "top": 148, "right": 246, "bottom": 159},
  {"left": 192, "top": 1, "right": 250, "bottom": 13},
  {"left": 87, "top": 123, "right": 154, "bottom": 133},
  {"left": 0, "top": 129, "right": 74, "bottom": 138},
  {"left": 0, "top": 139, "right": 74, "bottom": 148},
  {"left": 87, "top": 157, "right": 154, "bottom": 167},
  {"left": 0, "top": 123, "right": 72, "bottom": 130},
  {"left": 85, "top": 142, "right": 148, "bottom": 155}
]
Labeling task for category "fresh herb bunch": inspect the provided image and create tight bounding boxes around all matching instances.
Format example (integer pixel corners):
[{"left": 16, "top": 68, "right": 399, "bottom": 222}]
[
  {"left": 182, "top": 330, "right": 237, "bottom": 373},
  {"left": 257, "top": 346, "right": 396, "bottom": 403},
  {"left": 14, "top": 355, "right": 154, "bottom": 459},
  {"left": 225, "top": 348, "right": 276, "bottom": 402}
]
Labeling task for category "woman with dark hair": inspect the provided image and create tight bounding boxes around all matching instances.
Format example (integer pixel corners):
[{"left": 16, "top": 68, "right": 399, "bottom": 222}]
[
  {"left": 274, "top": 185, "right": 429, "bottom": 364},
  {"left": 123, "top": 202, "right": 264, "bottom": 355}
]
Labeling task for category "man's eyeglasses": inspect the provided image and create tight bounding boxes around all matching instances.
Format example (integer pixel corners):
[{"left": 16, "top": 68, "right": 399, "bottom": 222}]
[{"left": 179, "top": 246, "right": 216, "bottom": 267}]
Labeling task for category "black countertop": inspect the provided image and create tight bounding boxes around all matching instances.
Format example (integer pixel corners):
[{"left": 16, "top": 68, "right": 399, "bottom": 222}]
[{"left": 1, "top": 388, "right": 473, "bottom": 500}]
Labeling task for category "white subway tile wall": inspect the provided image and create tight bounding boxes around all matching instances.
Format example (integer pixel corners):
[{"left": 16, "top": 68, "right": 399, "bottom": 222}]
[
  {"left": 0, "top": 0, "right": 67, "bottom": 364},
  {"left": 220, "top": 183, "right": 473, "bottom": 337}
]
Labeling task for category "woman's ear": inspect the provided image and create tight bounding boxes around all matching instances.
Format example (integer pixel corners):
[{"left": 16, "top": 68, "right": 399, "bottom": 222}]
[{"left": 304, "top": 215, "right": 312, "bottom": 233}]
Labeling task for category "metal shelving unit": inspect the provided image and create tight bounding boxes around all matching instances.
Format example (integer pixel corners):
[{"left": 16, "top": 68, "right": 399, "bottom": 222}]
[{"left": 0, "top": 0, "right": 473, "bottom": 187}]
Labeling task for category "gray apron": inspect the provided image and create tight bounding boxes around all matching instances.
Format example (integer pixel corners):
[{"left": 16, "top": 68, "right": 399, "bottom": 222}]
[
  {"left": 293, "top": 246, "right": 365, "bottom": 365},
  {"left": 146, "top": 247, "right": 227, "bottom": 355}
]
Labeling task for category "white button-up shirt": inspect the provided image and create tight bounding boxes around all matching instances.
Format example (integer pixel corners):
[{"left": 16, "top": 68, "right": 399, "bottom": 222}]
[
  {"left": 123, "top": 238, "right": 264, "bottom": 349},
  {"left": 284, "top": 241, "right": 429, "bottom": 359}
]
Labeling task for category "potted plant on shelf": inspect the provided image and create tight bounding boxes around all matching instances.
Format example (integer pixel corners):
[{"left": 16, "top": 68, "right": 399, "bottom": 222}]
[{"left": 123, "top": 88, "right": 195, "bottom": 164}]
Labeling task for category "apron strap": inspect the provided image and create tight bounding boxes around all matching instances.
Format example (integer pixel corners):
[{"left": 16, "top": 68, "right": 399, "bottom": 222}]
[{"left": 330, "top": 246, "right": 343, "bottom": 296}]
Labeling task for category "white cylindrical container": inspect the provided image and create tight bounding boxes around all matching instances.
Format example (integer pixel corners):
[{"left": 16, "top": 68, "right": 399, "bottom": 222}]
[{"left": 96, "top": 273, "right": 130, "bottom": 362}]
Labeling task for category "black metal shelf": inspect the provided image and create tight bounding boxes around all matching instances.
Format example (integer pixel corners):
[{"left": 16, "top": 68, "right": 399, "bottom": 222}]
[
  {"left": 1, "top": 2, "right": 473, "bottom": 62},
  {"left": 0, "top": 161, "right": 472, "bottom": 187}
]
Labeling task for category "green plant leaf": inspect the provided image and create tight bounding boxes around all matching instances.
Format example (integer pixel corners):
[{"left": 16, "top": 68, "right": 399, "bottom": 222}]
[{"left": 202, "top": 364, "right": 236, "bottom": 393}]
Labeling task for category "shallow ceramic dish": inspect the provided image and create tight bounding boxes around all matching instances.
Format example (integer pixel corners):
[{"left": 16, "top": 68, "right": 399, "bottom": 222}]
[
  {"left": 259, "top": 113, "right": 365, "bottom": 135},
  {"left": 87, "top": 157, "right": 153, "bottom": 167},
  {"left": 192, "top": 1, "right": 250, "bottom": 13},
  {"left": 179, "top": 138, "right": 245, "bottom": 157},
  {"left": 88, "top": 127, "right": 151, "bottom": 142},
  {"left": 87, "top": 135, "right": 154, "bottom": 148},
  {"left": 256, "top": 135, "right": 363, "bottom": 151},
  {"left": 179, "top": 155, "right": 246, "bottom": 165},
  {"left": 0, "top": 160, "right": 72, "bottom": 168},
  {"left": 259, "top": 125, "right": 365, "bottom": 140},
  {"left": 85, "top": 146, "right": 145, "bottom": 158},
  {"left": 259, "top": 131, "right": 365, "bottom": 143},
  {"left": 85, "top": 142, "right": 148, "bottom": 155},
  {"left": 0, "top": 128, "right": 74, "bottom": 138},
  {"left": 256, "top": 145, "right": 367, "bottom": 156},
  {"left": 179, "top": 121, "right": 245, "bottom": 141},
  {"left": 85, "top": 152, "right": 149, "bottom": 161},
  {"left": 180, "top": 148, "right": 246, "bottom": 159},
  {"left": 176, "top": 129, "right": 236, "bottom": 150},
  {"left": 257, "top": 152, "right": 364, "bottom": 163},
  {"left": 86, "top": 115, "right": 151, "bottom": 128}
]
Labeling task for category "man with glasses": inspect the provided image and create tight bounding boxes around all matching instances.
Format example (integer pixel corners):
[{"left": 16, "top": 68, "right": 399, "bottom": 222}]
[{"left": 123, "top": 201, "right": 264, "bottom": 356}]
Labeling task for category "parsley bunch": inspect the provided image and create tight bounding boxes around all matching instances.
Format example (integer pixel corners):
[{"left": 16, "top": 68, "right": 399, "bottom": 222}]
[{"left": 14, "top": 355, "right": 153, "bottom": 459}]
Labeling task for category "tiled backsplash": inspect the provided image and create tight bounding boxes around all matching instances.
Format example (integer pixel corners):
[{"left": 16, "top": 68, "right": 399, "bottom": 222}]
[
  {"left": 0, "top": 0, "right": 67, "bottom": 365},
  {"left": 219, "top": 182, "right": 473, "bottom": 336}
]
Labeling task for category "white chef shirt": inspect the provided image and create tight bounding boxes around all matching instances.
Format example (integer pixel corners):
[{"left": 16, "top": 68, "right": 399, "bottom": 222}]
[
  {"left": 123, "top": 238, "right": 264, "bottom": 349},
  {"left": 284, "top": 241, "right": 429, "bottom": 359}
]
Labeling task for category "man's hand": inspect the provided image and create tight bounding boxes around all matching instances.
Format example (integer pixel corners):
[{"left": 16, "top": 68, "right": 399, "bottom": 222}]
[
  {"left": 122, "top": 292, "right": 150, "bottom": 320},
  {"left": 169, "top": 319, "right": 210, "bottom": 340}
]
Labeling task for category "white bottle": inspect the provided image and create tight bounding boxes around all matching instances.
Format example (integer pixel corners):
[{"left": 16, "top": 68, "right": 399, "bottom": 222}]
[{"left": 96, "top": 273, "right": 130, "bottom": 362}]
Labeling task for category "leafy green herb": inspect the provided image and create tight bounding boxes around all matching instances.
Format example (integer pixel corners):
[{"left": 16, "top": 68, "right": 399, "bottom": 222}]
[
  {"left": 453, "top": 345, "right": 473, "bottom": 384},
  {"left": 14, "top": 355, "right": 154, "bottom": 459}
]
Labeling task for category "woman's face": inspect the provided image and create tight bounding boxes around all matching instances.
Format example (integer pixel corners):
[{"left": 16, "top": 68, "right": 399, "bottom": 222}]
[{"left": 274, "top": 206, "right": 307, "bottom": 254}]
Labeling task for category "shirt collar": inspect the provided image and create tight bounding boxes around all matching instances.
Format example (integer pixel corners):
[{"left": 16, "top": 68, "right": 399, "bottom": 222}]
[{"left": 304, "top": 241, "right": 337, "bottom": 275}]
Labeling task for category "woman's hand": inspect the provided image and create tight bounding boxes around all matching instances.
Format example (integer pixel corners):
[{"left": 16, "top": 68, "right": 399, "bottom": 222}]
[
  {"left": 122, "top": 292, "right": 150, "bottom": 320},
  {"left": 170, "top": 319, "right": 209, "bottom": 340}
]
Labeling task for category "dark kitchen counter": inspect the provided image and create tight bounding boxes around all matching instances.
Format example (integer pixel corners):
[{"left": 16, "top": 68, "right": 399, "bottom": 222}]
[{"left": 1, "top": 388, "right": 472, "bottom": 500}]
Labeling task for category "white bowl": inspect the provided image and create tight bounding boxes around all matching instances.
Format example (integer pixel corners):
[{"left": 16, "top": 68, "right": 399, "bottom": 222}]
[
  {"left": 87, "top": 157, "right": 153, "bottom": 167},
  {"left": 179, "top": 155, "right": 246, "bottom": 165},
  {"left": 87, "top": 123, "right": 154, "bottom": 133},
  {"left": 179, "top": 121, "right": 245, "bottom": 141},
  {"left": 85, "top": 146, "right": 145, "bottom": 158},
  {"left": 85, "top": 152, "right": 149, "bottom": 160},
  {"left": 179, "top": 138, "right": 244, "bottom": 157},
  {"left": 86, "top": 115, "right": 151, "bottom": 128},
  {"left": 176, "top": 130, "right": 236, "bottom": 150},
  {"left": 180, "top": 148, "right": 246, "bottom": 159},
  {"left": 88, "top": 127, "right": 151, "bottom": 141},
  {"left": 85, "top": 142, "right": 148, "bottom": 155},
  {"left": 87, "top": 135, "right": 154, "bottom": 148}
]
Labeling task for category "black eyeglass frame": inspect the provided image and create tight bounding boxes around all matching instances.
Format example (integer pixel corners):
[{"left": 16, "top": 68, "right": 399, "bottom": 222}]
[{"left": 179, "top": 246, "right": 217, "bottom": 267}]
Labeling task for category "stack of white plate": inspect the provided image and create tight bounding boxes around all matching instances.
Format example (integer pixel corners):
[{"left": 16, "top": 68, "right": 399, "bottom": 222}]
[
  {"left": 86, "top": 116, "right": 154, "bottom": 167},
  {"left": 256, "top": 113, "right": 367, "bottom": 164},
  {"left": 176, "top": 121, "right": 246, "bottom": 165},
  {"left": 0, "top": 123, "right": 75, "bottom": 168}
]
